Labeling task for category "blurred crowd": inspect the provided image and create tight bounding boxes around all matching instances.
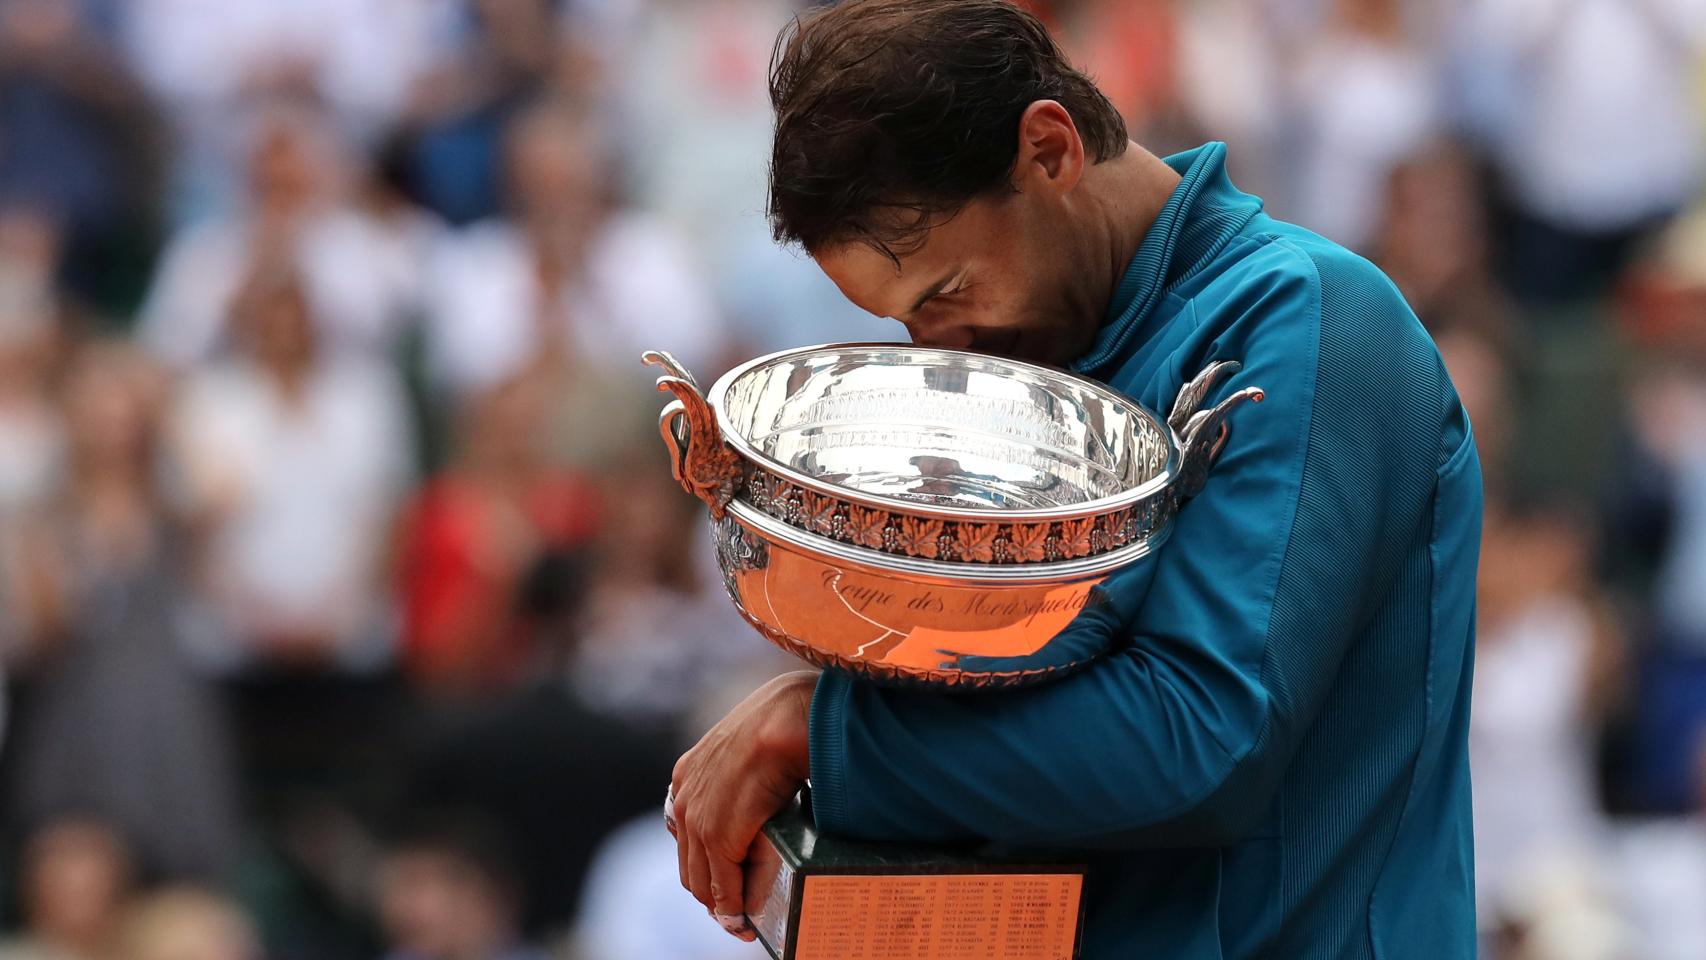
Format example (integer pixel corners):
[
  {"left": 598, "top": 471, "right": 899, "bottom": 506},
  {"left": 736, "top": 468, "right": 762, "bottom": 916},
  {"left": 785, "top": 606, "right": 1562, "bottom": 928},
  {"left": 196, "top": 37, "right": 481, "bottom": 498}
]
[{"left": 0, "top": 0, "right": 1701, "bottom": 958}]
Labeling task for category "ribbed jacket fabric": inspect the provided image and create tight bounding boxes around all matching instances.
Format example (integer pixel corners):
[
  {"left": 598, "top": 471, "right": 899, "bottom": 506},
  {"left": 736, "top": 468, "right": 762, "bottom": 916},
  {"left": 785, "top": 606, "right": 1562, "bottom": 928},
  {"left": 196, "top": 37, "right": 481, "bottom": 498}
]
[{"left": 808, "top": 143, "right": 1482, "bottom": 959}]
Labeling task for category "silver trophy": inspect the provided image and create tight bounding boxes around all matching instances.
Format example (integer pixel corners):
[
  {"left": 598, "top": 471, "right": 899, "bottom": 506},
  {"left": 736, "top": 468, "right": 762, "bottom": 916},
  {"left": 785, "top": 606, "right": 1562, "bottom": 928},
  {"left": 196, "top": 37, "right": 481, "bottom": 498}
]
[{"left": 643, "top": 343, "right": 1264, "bottom": 691}]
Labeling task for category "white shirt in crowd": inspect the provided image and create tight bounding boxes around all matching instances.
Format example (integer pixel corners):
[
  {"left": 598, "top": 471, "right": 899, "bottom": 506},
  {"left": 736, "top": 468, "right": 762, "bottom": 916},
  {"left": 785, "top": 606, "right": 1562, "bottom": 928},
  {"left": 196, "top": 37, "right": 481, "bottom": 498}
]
[
  {"left": 170, "top": 359, "right": 413, "bottom": 671},
  {"left": 1175, "top": 0, "right": 1288, "bottom": 206},
  {"left": 1290, "top": 27, "right": 1439, "bottom": 251},
  {"left": 1455, "top": 0, "right": 1706, "bottom": 231},
  {"left": 120, "top": 0, "right": 458, "bottom": 131},
  {"left": 138, "top": 209, "right": 435, "bottom": 369},
  {"left": 425, "top": 212, "right": 728, "bottom": 393},
  {"left": 1469, "top": 595, "right": 1607, "bottom": 918},
  {"left": 1610, "top": 818, "right": 1706, "bottom": 960}
]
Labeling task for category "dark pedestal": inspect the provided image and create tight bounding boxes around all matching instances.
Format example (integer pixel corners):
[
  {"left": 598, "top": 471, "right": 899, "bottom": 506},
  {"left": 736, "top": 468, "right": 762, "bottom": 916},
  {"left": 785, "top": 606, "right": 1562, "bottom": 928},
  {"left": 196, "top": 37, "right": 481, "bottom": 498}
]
[{"left": 744, "top": 797, "right": 1085, "bottom": 960}]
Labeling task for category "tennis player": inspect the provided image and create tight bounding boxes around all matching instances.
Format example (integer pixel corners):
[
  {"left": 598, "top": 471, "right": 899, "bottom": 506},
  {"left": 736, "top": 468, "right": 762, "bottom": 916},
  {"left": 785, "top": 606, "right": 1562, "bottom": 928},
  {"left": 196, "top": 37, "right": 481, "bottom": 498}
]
[{"left": 666, "top": 2, "right": 1482, "bottom": 956}]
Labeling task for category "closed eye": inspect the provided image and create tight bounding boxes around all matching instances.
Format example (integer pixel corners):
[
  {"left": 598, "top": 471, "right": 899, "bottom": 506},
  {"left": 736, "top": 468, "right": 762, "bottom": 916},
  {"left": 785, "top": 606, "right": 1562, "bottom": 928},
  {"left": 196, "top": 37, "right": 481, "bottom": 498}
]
[
  {"left": 906, "top": 267, "right": 970, "bottom": 316},
  {"left": 926, "top": 281, "right": 967, "bottom": 308}
]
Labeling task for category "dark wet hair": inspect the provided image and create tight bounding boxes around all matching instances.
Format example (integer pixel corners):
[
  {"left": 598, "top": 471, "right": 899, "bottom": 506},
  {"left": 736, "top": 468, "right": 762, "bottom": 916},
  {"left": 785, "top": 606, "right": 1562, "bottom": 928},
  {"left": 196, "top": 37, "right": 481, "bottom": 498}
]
[{"left": 767, "top": 0, "right": 1128, "bottom": 260}]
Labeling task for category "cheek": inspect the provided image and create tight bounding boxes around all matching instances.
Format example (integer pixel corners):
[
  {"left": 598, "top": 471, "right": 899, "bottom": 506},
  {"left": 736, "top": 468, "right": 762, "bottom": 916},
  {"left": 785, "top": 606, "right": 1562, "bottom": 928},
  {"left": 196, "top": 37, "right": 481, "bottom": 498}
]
[
  {"left": 1024, "top": 260, "right": 1074, "bottom": 322},
  {"left": 972, "top": 274, "right": 1040, "bottom": 327}
]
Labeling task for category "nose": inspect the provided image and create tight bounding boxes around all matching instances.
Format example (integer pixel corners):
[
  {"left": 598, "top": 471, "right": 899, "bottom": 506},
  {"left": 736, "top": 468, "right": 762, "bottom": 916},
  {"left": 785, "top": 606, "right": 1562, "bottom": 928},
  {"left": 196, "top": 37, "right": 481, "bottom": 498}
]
[{"left": 903, "top": 320, "right": 976, "bottom": 350}]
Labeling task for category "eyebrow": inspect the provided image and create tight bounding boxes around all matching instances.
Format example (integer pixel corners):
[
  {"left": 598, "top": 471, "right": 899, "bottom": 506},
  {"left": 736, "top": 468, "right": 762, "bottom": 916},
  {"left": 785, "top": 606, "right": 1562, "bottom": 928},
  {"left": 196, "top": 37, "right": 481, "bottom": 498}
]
[{"left": 905, "top": 271, "right": 958, "bottom": 316}]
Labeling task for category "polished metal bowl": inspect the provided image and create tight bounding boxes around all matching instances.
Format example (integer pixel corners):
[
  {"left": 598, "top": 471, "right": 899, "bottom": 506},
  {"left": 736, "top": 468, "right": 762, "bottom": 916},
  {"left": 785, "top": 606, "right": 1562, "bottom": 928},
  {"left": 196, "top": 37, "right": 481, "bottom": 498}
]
[{"left": 644, "top": 343, "right": 1263, "bottom": 690}]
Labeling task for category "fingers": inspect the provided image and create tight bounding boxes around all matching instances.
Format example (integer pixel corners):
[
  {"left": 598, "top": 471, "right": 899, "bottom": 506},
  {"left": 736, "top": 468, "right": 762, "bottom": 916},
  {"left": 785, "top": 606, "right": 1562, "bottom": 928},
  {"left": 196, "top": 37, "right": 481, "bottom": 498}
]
[
  {"left": 663, "top": 677, "right": 815, "bottom": 944},
  {"left": 668, "top": 783, "right": 757, "bottom": 942},
  {"left": 674, "top": 798, "right": 692, "bottom": 894},
  {"left": 686, "top": 829, "right": 715, "bottom": 912},
  {"left": 669, "top": 778, "right": 715, "bottom": 911},
  {"left": 708, "top": 852, "right": 756, "bottom": 941},
  {"left": 686, "top": 817, "right": 756, "bottom": 942}
]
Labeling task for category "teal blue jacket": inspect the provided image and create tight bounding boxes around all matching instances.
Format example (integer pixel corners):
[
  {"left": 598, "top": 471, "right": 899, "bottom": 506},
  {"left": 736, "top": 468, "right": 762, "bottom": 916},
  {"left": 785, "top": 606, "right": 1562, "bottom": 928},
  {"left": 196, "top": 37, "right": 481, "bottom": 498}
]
[{"left": 808, "top": 143, "right": 1481, "bottom": 958}]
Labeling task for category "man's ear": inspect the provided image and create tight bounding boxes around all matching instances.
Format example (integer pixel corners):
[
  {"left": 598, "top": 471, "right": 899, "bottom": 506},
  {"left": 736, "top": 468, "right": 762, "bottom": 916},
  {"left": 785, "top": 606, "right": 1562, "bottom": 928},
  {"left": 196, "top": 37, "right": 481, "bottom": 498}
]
[{"left": 1012, "top": 100, "right": 1086, "bottom": 196}]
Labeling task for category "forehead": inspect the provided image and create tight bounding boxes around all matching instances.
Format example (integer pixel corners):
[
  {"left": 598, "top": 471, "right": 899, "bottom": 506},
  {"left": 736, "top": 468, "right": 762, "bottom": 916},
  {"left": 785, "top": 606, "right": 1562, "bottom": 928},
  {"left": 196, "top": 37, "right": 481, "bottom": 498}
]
[{"left": 815, "top": 244, "right": 910, "bottom": 318}]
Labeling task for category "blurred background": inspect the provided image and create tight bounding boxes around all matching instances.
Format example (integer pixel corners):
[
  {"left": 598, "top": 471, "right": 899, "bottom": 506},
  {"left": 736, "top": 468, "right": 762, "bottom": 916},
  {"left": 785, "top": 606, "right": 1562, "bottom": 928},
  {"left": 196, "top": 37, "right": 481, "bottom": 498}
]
[{"left": 0, "top": 0, "right": 1701, "bottom": 958}]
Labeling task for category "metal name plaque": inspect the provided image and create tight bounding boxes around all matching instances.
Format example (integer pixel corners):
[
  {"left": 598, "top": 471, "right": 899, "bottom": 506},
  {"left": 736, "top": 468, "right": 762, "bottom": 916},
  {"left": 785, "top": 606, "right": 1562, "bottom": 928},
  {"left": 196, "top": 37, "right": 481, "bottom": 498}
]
[{"left": 746, "top": 800, "right": 1085, "bottom": 960}]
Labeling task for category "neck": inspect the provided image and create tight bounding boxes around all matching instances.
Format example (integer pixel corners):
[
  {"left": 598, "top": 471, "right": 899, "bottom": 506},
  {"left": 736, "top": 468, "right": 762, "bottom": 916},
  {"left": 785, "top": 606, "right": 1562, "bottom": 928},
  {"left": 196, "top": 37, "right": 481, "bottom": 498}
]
[{"left": 1076, "top": 142, "right": 1181, "bottom": 325}]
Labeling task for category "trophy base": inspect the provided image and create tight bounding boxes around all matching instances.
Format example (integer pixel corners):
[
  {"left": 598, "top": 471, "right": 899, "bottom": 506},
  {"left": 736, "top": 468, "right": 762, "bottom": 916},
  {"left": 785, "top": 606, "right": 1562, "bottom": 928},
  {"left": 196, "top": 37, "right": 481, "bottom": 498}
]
[{"left": 744, "top": 795, "right": 1085, "bottom": 960}]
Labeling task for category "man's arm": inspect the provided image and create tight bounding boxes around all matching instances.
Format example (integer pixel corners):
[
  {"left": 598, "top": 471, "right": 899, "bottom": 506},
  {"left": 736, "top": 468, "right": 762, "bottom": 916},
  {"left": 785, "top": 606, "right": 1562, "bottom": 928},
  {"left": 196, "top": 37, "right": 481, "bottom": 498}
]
[
  {"left": 667, "top": 245, "right": 1457, "bottom": 927},
  {"left": 810, "top": 248, "right": 1452, "bottom": 849}
]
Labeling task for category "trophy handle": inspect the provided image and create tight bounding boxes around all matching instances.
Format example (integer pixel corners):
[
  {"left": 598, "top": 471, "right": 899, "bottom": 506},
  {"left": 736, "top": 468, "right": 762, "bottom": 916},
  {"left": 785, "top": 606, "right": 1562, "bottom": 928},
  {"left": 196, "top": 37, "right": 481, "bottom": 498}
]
[
  {"left": 643, "top": 350, "right": 743, "bottom": 519},
  {"left": 1170, "top": 361, "right": 1265, "bottom": 499},
  {"left": 1168, "top": 360, "right": 1241, "bottom": 435},
  {"left": 642, "top": 348, "right": 701, "bottom": 390},
  {"left": 658, "top": 398, "right": 692, "bottom": 484}
]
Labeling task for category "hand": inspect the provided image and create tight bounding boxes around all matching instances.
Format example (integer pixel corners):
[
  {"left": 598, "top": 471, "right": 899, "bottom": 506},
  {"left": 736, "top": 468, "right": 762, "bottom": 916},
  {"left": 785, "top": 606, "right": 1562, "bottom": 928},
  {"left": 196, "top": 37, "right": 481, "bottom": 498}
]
[{"left": 667, "top": 671, "right": 816, "bottom": 940}]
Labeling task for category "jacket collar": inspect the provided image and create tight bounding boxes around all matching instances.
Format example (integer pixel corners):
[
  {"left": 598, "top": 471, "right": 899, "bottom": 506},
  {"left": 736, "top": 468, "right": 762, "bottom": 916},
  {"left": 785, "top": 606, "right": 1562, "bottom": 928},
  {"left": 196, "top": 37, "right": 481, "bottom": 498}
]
[{"left": 1070, "top": 142, "right": 1264, "bottom": 378}]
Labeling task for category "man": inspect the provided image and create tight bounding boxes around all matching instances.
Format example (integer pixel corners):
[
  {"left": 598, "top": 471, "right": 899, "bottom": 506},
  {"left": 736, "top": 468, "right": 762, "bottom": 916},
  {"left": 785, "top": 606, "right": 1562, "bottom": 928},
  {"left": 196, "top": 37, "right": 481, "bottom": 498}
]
[{"left": 666, "top": 1, "right": 1482, "bottom": 957}]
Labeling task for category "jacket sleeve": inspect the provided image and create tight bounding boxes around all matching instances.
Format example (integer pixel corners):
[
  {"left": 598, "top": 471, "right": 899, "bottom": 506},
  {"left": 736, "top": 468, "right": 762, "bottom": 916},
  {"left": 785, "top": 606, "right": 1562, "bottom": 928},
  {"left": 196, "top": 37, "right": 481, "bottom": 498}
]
[{"left": 808, "top": 249, "right": 1451, "bottom": 848}]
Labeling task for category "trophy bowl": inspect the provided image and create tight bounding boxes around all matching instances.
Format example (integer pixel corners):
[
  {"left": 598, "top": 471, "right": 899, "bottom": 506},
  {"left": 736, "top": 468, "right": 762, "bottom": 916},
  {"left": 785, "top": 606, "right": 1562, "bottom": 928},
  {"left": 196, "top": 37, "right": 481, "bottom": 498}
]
[{"left": 644, "top": 343, "right": 1263, "bottom": 690}]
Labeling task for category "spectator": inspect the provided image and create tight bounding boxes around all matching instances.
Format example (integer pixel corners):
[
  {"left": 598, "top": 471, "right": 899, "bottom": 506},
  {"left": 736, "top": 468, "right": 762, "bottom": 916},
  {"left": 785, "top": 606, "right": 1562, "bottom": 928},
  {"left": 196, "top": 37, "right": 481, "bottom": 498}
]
[
  {"left": 568, "top": 456, "right": 772, "bottom": 730},
  {"left": 1621, "top": 200, "right": 1706, "bottom": 351},
  {"left": 616, "top": 0, "right": 802, "bottom": 250},
  {"left": 614, "top": 0, "right": 903, "bottom": 357},
  {"left": 1632, "top": 368, "right": 1706, "bottom": 649},
  {"left": 1373, "top": 141, "right": 1516, "bottom": 338},
  {"left": 571, "top": 815, "right": 768, "bottom": 960},
  {"left": 1597, "top": 360, "right": 1706, "bottom": 820},
  {"left": 122, "top": 0, "right": 453, "bottom": 129},
  {"left": 121, "top": 0, "right": 457, "bottom": 220},
  {"left": 404, "top": 545, "right": 679, "bottom": 936},
  {"left": 0, "top": 0, "right": 164, "bottom": 314},
  {"left": 425, "top": 102, "right": 727, "bottom": 395},
  {"left": 1451, "top": 0, "right": 1706, "bottom": 304},
  {"left": 1471, "top": 496, "right": 1627, "bottom": 950},
  {"left": 1049, "top": 0, "right": 1189, "bottom": 148},
  {"left": 108, "top": 888, "right": 260, "bottom": 960},
  {"left": 1, "top": 342, "right": 243, "bottom": 882},
  {"left": 1172, "top": 0, "right": 1291, "bottom": 206},
  {"left": 393, "top": 0, "right": 573, "bottom": 226},
  {"left": 0, "top": 819, "right": 132, "bottom": 960},
  {"left": 0, "top": 225, "right": 61, "bottom": 514},
  {"left": 375, "top": 813, "right": 548, "bottom": 960},
  {"left": 1288, "top": 0, "right": 1439, "bottom": 251},
  {"left": 168, "top": 262, "right": 412, "bottom": 673},
  {"left": 395, "top": 369, "right": 603, "bottom": 699},
  {"left": 714, "top": 232, "right": 906, "bottom": 356},
  {"left": 1608, "top": 738, "right": 1706, "bottom": 960},
  {"left": 138, "top": 102, "right": 429, "bottom": 369}
]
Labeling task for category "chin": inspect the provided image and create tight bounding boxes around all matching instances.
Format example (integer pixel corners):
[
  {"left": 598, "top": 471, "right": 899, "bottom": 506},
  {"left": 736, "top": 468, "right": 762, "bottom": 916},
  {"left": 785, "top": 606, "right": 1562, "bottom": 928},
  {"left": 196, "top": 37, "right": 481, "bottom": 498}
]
[
  {"left": 1002, "top": 332, "right": 1073, "bottom": 368},
  {"left": 1034, "top": 327, "right": 1099, "bottom": 368}
]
